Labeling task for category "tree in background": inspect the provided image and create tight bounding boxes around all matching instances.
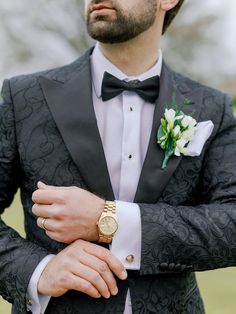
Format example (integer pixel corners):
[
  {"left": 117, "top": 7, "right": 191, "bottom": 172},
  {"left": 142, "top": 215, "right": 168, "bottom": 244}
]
[{"left": 0, "top": 0, "right": 235, "bottom": 99}]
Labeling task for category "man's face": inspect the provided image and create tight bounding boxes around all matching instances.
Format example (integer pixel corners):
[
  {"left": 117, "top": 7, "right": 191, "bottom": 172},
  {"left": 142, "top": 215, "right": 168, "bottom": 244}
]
[{"left": 84, "top": 0, "right": 158, "bottom": 44}]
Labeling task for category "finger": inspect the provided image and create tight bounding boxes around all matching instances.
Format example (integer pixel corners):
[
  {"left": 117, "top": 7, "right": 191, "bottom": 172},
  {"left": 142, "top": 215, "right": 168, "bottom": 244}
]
[
  {"left": 45, "top": 229, "right": 74, "bottom": 244},
  {"left": 32, "top": 189, "right": 64, "bottom": 204},
  {"left": 32, "top": 203, "right": 54, "bottom": 218},
  {"left": 72, "top": 263, "right": 110, "bottom": 299},
  {"left": 78, "top": 250, "right": 118, "bottom": 296},
  {"left": 36, "top": 217, "right": 54, "bottom": 232},
  {"left": 76, "top": 241, "right": 128, "bottom": 280},
  {"left": 69, "top": 274, "right": 101, "bottom": 299}
]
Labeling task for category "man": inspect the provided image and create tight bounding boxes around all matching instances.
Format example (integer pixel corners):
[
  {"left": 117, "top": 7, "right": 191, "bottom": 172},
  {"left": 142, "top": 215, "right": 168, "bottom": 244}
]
[{"left": 1, "top": 0, "right": 236, "bottom": 313}]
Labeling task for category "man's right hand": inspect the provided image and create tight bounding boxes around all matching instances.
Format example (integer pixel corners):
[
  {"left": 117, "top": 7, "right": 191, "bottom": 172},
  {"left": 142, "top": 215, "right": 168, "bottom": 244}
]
[{"left": 38, "top": 240, "right": 127, "bottom": 299}]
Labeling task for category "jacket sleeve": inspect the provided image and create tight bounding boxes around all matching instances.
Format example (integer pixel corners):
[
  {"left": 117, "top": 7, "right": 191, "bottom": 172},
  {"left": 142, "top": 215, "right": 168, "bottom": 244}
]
[
  {"left": 0, "top": 79, "right": 49, "bottom": 313},
  {"left": 138, "top": 94, "right": 236, "bottom": 275}
]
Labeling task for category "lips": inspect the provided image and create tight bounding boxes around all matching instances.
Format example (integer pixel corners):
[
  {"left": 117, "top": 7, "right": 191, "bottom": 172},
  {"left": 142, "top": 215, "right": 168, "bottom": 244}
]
[{"left": 90, "top": 3, "right": 114, "bottom": 13}]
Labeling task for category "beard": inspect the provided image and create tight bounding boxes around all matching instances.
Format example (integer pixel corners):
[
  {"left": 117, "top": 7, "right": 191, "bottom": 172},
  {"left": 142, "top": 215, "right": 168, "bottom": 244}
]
[{"left": 86, "top": 0, "right": 157, "bottom": 44}]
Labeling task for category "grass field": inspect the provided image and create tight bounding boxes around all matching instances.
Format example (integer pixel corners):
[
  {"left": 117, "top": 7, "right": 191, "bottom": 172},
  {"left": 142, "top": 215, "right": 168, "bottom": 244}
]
[{"left": 0, "top": 193, "right": 236, "bottom": 314}]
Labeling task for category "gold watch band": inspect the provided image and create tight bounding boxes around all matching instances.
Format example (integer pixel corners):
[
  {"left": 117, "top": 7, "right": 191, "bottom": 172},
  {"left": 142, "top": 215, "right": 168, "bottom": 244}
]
[
  {"left": 103, "top": 201, "right": 116, "bottom": 214},
  {"left": 98, "top": 201, "right": 117, "bottom": 243},
  {"left": 98, "top": 234, "right": 114, "bottom": 243}
]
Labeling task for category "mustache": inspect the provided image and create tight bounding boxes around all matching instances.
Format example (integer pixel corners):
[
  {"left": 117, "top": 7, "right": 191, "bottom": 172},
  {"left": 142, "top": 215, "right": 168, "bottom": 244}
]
[{"left": 88, "top": 0, "right": 116, "bottom": 10}]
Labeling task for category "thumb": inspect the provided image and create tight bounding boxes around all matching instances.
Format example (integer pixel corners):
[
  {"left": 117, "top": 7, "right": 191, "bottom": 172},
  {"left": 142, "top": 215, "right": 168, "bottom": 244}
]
[
  {"left": 37, "top": 181, "right": 58, "bottom": 190},
  {"left": 37, "top": 181, "right": 48, "bottom": 189},
  {"left": 37, "top": 181, "right": 68, "bottom": 190}
]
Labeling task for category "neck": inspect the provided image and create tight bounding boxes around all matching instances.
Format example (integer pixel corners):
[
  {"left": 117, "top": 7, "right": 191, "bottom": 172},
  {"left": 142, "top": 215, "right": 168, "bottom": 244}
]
[{"left": 98, "top": 18, "right": 163, "bottom": 76}]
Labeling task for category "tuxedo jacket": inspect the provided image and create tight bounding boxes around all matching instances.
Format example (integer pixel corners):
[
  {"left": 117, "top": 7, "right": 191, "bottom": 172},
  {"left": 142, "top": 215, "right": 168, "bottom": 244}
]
[{"left": 1, "top": 48, "right": 236, "bottom": 314}]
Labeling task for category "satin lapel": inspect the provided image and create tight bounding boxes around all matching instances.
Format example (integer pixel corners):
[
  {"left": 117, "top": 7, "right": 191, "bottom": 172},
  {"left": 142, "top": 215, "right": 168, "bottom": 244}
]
[
  {"left": 39, "top": 58, "right": 115, "bottom": 200},
  {"left": 134, "top": 63, "right": 203, "bottom": 203}
]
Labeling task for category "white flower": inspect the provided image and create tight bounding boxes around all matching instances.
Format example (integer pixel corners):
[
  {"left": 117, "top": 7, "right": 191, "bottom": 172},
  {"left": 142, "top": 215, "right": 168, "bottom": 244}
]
[
  {"left": 181, "top": 116, "right": 197, "bottom": 128},
  {"left": 175, "top": 114, "right": 184, "bottom": 120},
  {"left": 173, "top": 125, "right": 181, "bottom": 137},
  {"left": 164, "top": 108, "right": 176, "bottom": 129},
  {"left": 182, "top": 126, "right": 196, "bottom": 142},
  {"left": 175, "top": 138, "right": 188, "bottom": 156}
]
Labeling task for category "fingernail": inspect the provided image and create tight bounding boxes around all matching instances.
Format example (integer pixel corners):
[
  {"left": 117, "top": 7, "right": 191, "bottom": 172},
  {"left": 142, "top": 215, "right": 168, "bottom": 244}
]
[
  {"left": 112, "top": 287, "right": 118, "bottom": 296},
  {"left": 105, "top": 292, "right": 111, "bottom": 299},
  {"left": 96, "top": 293, "right": 101, "bottom": 298},
  {"left": 120, "top": 270, "right": 128, "bottom": 280}
]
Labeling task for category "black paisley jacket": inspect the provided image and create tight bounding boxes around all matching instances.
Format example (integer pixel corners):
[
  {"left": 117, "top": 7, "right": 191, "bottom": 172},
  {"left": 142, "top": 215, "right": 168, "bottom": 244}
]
[{"left": 1, "top": 49, "right": 236, "bottom": 314}]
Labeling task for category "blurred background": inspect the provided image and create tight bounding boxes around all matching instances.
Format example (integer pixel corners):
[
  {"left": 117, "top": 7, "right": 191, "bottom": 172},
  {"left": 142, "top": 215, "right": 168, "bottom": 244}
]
[{"left": 0, "top": 0, "right": 236, "bottom": 313}]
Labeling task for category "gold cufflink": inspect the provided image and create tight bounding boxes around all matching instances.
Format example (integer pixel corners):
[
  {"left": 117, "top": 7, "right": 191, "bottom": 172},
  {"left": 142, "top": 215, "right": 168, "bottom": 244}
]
[
  {"left": 126, "top": 254, "right": 134, "bottom": 263},
  {"left": 26, "top": 299, "right": 32, "bottom": 306}
]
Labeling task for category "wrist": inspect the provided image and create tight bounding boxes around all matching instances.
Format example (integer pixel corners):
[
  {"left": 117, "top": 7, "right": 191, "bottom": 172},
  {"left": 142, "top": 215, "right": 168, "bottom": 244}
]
[{"left": 90, "top": 198, "right": 105, "bottom": 242}]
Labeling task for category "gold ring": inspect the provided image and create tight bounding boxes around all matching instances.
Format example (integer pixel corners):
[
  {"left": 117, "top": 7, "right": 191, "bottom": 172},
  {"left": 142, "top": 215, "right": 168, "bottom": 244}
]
[{"left": 41, "top": 218, "right": 47, "bottom": 231}]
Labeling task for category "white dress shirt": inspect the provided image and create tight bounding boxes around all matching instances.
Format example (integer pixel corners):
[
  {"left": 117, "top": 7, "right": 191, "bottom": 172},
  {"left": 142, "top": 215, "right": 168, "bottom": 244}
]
[{"left": 27, "top": 44, "right": 162, "bottom": 314}]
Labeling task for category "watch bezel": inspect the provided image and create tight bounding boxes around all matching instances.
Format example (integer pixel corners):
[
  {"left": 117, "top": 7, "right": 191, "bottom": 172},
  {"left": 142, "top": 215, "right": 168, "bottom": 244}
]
[{"left": 98, "top": 215, "right": 118, "bottom": 236}]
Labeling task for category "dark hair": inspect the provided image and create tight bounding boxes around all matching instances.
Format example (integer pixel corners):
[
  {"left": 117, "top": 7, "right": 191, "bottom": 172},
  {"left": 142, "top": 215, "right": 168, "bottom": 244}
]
[{"left": 162, "top": 0, "right": 185, "bottom": 34}]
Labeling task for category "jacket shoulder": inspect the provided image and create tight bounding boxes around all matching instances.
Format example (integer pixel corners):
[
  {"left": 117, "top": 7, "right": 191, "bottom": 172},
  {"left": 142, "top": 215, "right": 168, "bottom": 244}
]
[
  {"left": 172, "top": 69, "right": 229, "bottom": 103},
  {"left": 4, "top": 48, "right": 92, "bottom": 92}
]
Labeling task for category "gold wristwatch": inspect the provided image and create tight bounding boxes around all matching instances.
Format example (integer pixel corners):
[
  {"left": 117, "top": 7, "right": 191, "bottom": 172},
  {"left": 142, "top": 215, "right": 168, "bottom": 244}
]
[{"left": 97, "top": 201, "right": 118, "bottom": 243}]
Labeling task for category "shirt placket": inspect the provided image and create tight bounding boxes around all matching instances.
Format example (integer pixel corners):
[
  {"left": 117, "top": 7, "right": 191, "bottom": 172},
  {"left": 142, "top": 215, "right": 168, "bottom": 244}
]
[{"left": 118, "top": 91, "right": 143, "bottom": 202}]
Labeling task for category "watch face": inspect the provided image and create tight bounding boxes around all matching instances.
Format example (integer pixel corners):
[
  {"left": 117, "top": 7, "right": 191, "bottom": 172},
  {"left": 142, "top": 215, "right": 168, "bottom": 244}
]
[{"left": 99, "top": 216, "right": 118, "bottom": 235}]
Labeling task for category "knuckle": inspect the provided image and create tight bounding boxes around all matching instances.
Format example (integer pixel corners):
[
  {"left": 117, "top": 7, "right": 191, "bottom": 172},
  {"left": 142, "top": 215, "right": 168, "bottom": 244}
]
[
  {"left": 52, "top": 204, "right": 63, "bottom": 216},
  {"left": 66, "top": 247, "right": 77, "bottom": 258},
  {"left": 98, "top": 262, "right": 109, "bottom": 274},
  {"left": 74, "top": 239, "right": 84, "bottom": 247},
  {"left": 59, "top": 259, "right": 71, "bottom": 270},
  {"left": 102, "top": 249, "right": 111, "bottom": 260},
  {"left": 80, "top": 281, "right": 93, "bottom": 292},
  {"left": 55, "top": 193, "right": 66, "bottom": 204},
  {"left": 58, "top": 273, "right": 69, "bottom": 287},
  {"left": 91, "top": 272, "right": 101, "bottom": 283}
]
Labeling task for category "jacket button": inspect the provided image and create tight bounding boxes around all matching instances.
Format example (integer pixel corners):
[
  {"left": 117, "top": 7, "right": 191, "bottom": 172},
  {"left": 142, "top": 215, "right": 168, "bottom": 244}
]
[
  {"left": 159, "top": 262, "right": 168, "bottom": 270},
  {"left": 175, "top": 263, "right": 182, "bottom": 271},
  {"left": 168, "top": 263, "right": 175, "bottom": 270},
  {"left": 180, "top": 264, "right": 186, "bottom": 271},
  {"left": 186, "top": 265, "right": 194, "bottom": 271}
]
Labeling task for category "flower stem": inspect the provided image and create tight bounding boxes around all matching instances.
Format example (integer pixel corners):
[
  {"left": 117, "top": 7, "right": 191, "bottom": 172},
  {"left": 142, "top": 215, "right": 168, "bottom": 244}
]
[{"left": 162, "top": 155, "right": 170, "bottom": 169}]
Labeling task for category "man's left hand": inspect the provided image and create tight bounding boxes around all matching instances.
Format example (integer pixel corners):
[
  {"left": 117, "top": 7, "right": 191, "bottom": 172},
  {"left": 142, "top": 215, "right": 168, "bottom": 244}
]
[{"left": 32, "top": 182, "right": 105, "bottom": 243}]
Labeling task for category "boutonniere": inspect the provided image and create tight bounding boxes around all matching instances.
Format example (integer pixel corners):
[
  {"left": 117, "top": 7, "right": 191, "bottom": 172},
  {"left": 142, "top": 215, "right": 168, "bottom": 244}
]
[{"left": 157, "top": 96, "right": 197, "bottom": 169}]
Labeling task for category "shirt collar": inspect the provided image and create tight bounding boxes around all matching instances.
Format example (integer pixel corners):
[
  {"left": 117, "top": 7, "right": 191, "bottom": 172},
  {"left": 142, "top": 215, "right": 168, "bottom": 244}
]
[{"left": 90, "top": 43, "right": 163, "bottom": 98}]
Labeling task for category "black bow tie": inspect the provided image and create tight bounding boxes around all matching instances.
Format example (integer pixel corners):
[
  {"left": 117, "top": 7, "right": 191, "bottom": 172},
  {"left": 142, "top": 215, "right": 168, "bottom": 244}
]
[{"left": 101, "top": 72, "right": 160, "bottom": 103}]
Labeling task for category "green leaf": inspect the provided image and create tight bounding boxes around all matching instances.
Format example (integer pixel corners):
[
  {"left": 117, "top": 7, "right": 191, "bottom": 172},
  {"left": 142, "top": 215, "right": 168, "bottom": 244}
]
[{"left": 157, "top": 125, "right": 165, "bottom": 141}]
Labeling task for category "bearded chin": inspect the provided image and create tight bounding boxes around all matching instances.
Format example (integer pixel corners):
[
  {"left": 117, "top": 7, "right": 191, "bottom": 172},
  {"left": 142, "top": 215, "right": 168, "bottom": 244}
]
[
  {"left": 87, "top": 21, "right": 137, "bottom": 44},
  {"left": 86, "top": 11, "right": 156, "bottom": 44}
]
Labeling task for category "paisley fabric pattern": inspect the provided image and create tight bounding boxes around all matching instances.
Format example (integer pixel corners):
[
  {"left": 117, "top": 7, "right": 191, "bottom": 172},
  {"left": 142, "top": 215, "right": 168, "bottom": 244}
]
[{"left": 0, "top": 49, "right": 236, "bottom": 314}]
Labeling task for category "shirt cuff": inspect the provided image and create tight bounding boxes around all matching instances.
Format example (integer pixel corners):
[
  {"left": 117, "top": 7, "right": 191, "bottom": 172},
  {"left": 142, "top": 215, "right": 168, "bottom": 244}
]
[
  {"left": 110, "top": 201, "right": 141, "bottom": 270},
  {"left": 27, "top": 254, "right": 55, "bottom": 314}
]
